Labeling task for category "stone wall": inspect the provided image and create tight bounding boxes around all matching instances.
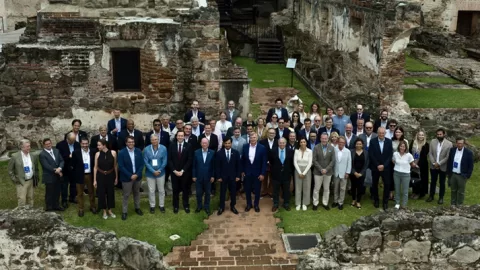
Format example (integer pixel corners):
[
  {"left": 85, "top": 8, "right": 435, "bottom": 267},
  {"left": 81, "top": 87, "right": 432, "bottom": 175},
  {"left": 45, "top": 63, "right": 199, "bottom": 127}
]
[
  {"left": 0, "top": 208, "right": 169, "bottom": 269},
  {"left": 410, "top": 108, "right": 480, "bottom": 137},
  {"left": 298, "top": 205, "right": 480, "bottom": 269},
  {"left": 422, "top": 0, "right": 480, "bottom": 33},
  {"left": 0, "top": 1, "right": 225, "bottom": 150},
  {"left": 274, "top": 0, "right": 422, "bottom": 127}
]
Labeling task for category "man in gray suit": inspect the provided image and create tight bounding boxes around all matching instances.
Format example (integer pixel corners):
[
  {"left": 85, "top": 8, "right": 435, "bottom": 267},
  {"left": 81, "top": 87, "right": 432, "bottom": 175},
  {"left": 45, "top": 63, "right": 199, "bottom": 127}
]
[
  {"left": 231, "top": 127, "right": 247, "bottom": 157},
  {"left": 225, "top": 100, "right": 241, "bottom": 123},
  {"left": 312, "top": 132, "right": 336, "bottom": 210},
  {"left": 39, "top": 138, "right": 65, "bottom": 211},
  {"left": 427, "top": 128, "right": 453, "bottom": 204},
  {"left": 8, "top": 139, "right": 40, "bottom": 207},
  {"left": 332, "top": 137, "right": 351, "bottom": 210},
  {"left": 358, "top": 121, "right": 377, "bottom": 150}
]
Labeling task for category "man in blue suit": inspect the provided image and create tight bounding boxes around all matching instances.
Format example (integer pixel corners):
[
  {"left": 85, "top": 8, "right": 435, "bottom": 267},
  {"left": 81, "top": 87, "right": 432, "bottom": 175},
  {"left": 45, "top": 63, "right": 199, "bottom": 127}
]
[
  {"left": 241, "top": 133, "right": 268, "bottom": 212},
  {"left": 368, "top": 127, "right": 393, "bottom": 210},
  {"left": 118, "top": 136, "right": 145, "bottom": 220},
  {"left": 107, "top": 109, "right": 127, "bottom": 137},
  {"left": 216, "top": 137, "right": 241, "bottom": 215},
  {"left": 193, "top": 138, "right": 216, "bottom": 215},
  {"left": 447, "top": 137, "right": 474, "bottom": 206}
]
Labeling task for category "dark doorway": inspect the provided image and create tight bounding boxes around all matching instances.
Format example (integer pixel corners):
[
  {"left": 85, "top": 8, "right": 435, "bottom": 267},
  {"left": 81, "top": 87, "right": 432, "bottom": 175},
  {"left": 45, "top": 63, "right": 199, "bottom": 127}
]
[
  {"left": 112, "top": 49, "right": 141, "bottom": 92},
  {"left": 457, "top": 11, "right": 474, "bottom": 36}
]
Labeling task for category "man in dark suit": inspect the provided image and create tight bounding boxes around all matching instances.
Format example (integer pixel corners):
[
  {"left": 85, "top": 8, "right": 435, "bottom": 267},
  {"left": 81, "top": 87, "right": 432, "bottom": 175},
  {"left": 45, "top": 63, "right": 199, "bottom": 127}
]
[
  {"left": 368, "top": 127, "right": 393, "bottom": 210},
  {"left": 90, "top": 125, "right": 118, "bottom": 152},
  {"left": 64, "top": 119, "right": 88, "bottom": 142},
  {"left": 266, "top": 98, "right": 289, "bottom": 123},
  {"left": 275, "top": 118, "right": 291, "bottom": 140},
  {"left": 183, "top": 124, "right": 199, "bottom": 151},
  {"left": 358, "top": 121, "right": 378, "bottom": 150},
  {"left": 298, "top": 118, "right": 313, "bottom": 141},
  {"left": 71, "top": 137, "right": 96, "bottom": 217},
  {"left": 307, "top": 131, "right": 318, "bottom": 150},
  {"left": 168, "top": 131, "right": 193, "bottom": 214},
  {"left": 190, "top": 117, "right": 205, "bottom": 138},
  {"left": 118, "top": 136, "right": 145, "bottom": 221},
  {"left": 39, "top": 138, "right": 65, "bottom": 211},
  {"left": 56, "top": 132, "right": 81, "bottom": 208},
  {"left": 117, "top": 119, "right": 145, "bottom": 150},
  {"left": 344, "top": 123, "right": 357, "bottom": 150},
  {"left": 225, "top": 100, "right": 241, "bottom": 123},
  {"left": 350, "top": 104, "right": 371, "bottom": 129},
  {"left": 184, "top": 100, "right": 206, "bottom": 124},
  {"left": 242, "top": 133, "right": 268, "bottom": 212},
  {"left": 317, "top": 117, "right": 340, "bottom": 138},
  {"left": 145, "top": 119, "right": 170, "bottom": 148},
  {"left": 269, "top": 138, "right": 294, "bottom": 211},
  {"left": 447, "top": 137, "right": 474, "bottom": 206},
  {"left": 216, "top": 137, "right": 241, "bottom": 215},
  {"left": 192, "top": 138, "right": 216, "bottom": 215},
  {"left": 287, "top": 132, "right": 298, "bottom": 151},
  {"left": 225, "top": 117, "right": 247, "bottom": 139},
  {"left": 160, "top": 114, "right": 175, "bottom": 135},
  {"left": 107, "top": 109, "right": 127, "bottom": 137},
  {"left": 260, "top": 128, "right": 277, "bottom": 197},
  {"left": 198, "top": 123, "right": 219, "bottom": 152},
  {"left": 373, "top": 109, "right": 389, "bottom": 133},
  {"left": 241, "top": 124, "right": 254, "bottom": 144}
]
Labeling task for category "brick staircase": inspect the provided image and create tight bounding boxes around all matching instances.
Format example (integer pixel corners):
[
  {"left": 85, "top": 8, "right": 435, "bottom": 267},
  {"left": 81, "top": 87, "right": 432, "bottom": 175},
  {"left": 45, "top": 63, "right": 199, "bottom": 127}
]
[
  {"left": 256, "top": 38, "right": 284, "bottom": 64},
  {"left": 165, "top": 199, "right": 298, "bottom": 270}
]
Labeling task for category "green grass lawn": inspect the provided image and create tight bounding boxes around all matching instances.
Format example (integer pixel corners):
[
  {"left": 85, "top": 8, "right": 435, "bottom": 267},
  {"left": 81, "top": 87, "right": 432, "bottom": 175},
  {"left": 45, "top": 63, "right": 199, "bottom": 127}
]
[
  {"left": 404, "top": 89, "right": 480, "bottom": 108},
  {"left": 0, "top": 161, "right": 219, "bottom": 255},
  {"left": 233, "top": 57, "right": 317, "bottom": 117},
  {"left": 405, "top": 55, "right": 436, "bottom": 72},
  {"left": 404, "top": 77, "right": 463, "bottom": 85}
]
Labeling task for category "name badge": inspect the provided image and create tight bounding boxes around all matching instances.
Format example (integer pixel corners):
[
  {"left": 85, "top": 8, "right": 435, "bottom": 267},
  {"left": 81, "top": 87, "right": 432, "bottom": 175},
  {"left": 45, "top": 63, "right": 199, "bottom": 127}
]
[
  {"left": 24, "top": 166, "right": 30, "bottom": 173},
  {"left": 84, "top": 163, "right": 89, "bottom": 170},
  {"left": 152, "top": 159, "right": 158, "bottom": 166},
  {"left": 453, "top": 162, "right": 459, "bottom": 169},
  {"left": 414, "top": 153, "right": 419, "bottom": 159}
]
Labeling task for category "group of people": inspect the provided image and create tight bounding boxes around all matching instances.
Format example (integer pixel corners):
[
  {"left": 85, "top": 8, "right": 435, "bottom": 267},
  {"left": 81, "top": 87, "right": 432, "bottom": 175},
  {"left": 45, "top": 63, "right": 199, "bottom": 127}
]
[{"left": 8, "top": 99, "right": 475, "bottom": 219}]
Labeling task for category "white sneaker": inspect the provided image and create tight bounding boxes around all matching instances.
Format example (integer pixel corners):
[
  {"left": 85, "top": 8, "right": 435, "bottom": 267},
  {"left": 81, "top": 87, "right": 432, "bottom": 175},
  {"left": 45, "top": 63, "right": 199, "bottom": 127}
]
[
  {"left": 395, "top": 204, "right": 400, "bottom": 210},
  {"left": 109, "top": 213, "right": 116, "bottom": 218},
  {"left": 296, "top": 205, "right": 301, "bottom": 211},
  {"left": 103, "top": 214, "right": 108, "bottom": 220},
  {"left": 302, "top": 205, "right": 307, "bottom": 211}
]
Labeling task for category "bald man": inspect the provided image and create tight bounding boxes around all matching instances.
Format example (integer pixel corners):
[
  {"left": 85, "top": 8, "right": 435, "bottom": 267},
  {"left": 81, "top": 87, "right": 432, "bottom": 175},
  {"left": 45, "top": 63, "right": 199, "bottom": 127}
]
[{"left": 118, "top": 119, "right": 145, "bottom": 150}]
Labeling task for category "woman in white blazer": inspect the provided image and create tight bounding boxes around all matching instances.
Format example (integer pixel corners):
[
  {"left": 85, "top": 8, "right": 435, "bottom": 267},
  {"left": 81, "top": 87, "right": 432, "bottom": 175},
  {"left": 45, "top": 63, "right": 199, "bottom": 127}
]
[{"left": 293, "top": 138, "right": 313, "bottom": 211}]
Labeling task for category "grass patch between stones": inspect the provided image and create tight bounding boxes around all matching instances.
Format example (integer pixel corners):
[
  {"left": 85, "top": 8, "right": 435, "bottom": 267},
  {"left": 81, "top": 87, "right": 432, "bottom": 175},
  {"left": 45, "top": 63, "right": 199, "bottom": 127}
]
[
  {"left": 404, "top": 77, "right": 463, "bottom": 85},
  {"left": 405, "top": 55, "right": 436, "bottom": 72},
  {"left": 404, "top": 89, "right": 480, "bottom": 108}
]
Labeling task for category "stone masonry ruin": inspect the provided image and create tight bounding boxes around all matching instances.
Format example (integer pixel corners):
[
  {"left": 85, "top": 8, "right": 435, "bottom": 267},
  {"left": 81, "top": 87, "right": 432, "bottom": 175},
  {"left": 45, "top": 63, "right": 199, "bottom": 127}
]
[{"left": 0, "top": 0, "right": 250, "bottom": 152}]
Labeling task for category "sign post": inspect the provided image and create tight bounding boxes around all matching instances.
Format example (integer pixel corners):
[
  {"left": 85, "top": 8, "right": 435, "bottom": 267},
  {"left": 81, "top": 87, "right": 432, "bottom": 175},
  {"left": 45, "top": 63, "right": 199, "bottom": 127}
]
[{"left": 286, "top": 58, "right": 297, "bottom": 88}]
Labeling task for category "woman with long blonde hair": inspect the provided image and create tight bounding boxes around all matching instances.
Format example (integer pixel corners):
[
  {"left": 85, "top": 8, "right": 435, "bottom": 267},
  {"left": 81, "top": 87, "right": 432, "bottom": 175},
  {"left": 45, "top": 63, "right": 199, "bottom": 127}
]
[{"left": 410, "top": 129, "right": 429, "bottom": 199}]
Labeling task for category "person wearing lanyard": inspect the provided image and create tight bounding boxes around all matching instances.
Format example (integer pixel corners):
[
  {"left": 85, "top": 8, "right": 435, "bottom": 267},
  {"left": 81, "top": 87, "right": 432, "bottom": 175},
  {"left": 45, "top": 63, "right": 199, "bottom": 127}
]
[
  {"left": 8, "top": 139, "right": 39, "bottom": 207},
  {"left": 447, "top": 137, "right": 474, "bottom": 206},
  {"left": 72, "top": 138, "right": 96, "bottom": 217},
  {"left": 144, "top": 134, "right": 168, "bottom": 214}
]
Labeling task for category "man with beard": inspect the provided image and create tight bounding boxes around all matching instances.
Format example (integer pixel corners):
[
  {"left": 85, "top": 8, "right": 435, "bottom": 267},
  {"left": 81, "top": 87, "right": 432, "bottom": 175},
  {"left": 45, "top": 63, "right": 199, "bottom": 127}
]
[
  {"left": 374, "top": 109, "right": 389, "bottom": 133},
  {"left": 427, "top": 128, "right": 453, "bottom": 204}
]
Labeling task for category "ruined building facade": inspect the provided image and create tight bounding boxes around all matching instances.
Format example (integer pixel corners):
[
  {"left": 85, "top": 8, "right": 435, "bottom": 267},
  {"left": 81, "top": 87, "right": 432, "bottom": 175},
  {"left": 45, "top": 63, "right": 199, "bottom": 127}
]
[{"left": 0, "top": 0, "right": 249, "bottom": 150}]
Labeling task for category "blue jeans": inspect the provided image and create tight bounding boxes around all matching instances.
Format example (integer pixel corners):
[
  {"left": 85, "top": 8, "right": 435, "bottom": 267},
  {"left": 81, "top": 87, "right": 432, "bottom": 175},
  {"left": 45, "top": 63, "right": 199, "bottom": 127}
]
[{"left": 195, "top": 178, "right": 212, "bottom": 209}]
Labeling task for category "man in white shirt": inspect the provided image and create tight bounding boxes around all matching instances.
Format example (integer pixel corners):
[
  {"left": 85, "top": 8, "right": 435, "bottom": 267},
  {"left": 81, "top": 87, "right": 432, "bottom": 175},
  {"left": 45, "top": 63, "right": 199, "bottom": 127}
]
[
  {"left": 332, "top": 137, "right": 351, "bottom": 210},
  {"left": 191, "top": 117, "right": 203, "bottom": 137},
  {"left": 354, "top": 118, "right": 365, "bottom": 135},
  {"left": 344, "top": 123, "right": 357, "bottom": 150},
  {"left": 8, "top": 139, "right": 39, "bottom": 207},
  {"left": 447, "top": 137, "right": 474, "bottom": 206},
  {"left": 427, "top": 128, "right": 453, "bottom": 204},
  {"left": 72, "top": 138, "right": 96, "bottom": 217},
  {"left": 225, "top": 100, "right": 240, "bottom": 123},
  {"left": 385, "top": 119, "right": 397, "bottom": 139}
]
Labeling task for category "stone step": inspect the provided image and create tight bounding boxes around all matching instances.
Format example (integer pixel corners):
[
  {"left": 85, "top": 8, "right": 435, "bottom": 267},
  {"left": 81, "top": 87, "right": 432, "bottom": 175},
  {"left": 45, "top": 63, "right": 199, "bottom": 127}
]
[
  {"left": 402, "top": 83, "right": 473, "bottom": 89},
  {"left": 174, "top": 265, "right": 297, "bottom": 269}
]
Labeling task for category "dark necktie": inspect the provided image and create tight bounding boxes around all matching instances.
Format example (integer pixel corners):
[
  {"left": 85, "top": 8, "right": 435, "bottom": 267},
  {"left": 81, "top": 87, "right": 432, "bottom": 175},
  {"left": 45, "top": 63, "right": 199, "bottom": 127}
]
[
  {"left": 178, "top": 144, "right": 182, "bottom": 159},
  {"left": 227, "top": 150, "right": 230, "bottom": 162}
]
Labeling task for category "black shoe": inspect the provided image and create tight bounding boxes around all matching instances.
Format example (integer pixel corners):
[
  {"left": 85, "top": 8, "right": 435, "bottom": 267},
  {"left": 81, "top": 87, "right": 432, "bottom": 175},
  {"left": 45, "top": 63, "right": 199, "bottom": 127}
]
[
  {"left": 284, "top": 206, "right": 291, "bottom": 211},
  {"left": 150, "top": 207, "right": 155, "bottom": 214},
  {"left": 338, "top": 204, "right": 343, "bottom": 210},
  {"left": 174, "top": 208, "right": 179, "bottom": 214},
  {"left": 332, "top": 202, "right": 338, "bottom": 208},
  {"left": 84, "top": 189, "right": 89, "bottom": 195},
  {"left": 383, "top": 203, "right": 388, "bottom": 210},
  {"left": 231, "top": 207, "right": 239, "bottom": 215},
  {"left": 91, "top": 208, "right": 97, "bottom": 214},
  {"left": 438, "top": 198, "right": 444, "bottom": 205},
  {"left": 195, "top": 208, "right": 202, "bottom": 213},
  {"left": 45, "top": 208, "right": 54, "bottom": 212},
  {"left": 122, "top": 213, "right": 127, "bottom": 220},
  {"left": 254, "top": 206, "right": 260, "bottom": 212},
  {"left": 55, "top": 206, "right": 65, "bottom": 212},
  {"left": 323, "top": 205, "right": 330, "bottom": 211},
  {"left": 135, "top": 209, "right": 144, "bottom": 216},
  {"left": 217, "top": 208, "right": 224, "bottom": 215},
  {"left": 272, "top": 206, "right": 278, "bottom": 212},
  {"left": 211, "top": 190, "right": 216, "bottom": 196},
  {"left": 205, "top": 209, "right": 211, "bottom": 216},
  {"left": 245, "top": 205, "right": 252, "bottom": 212},
  {"left": 426, "top": 196, "right": 434, "bottom": 202},
  {"left": 78, "top": 211, "right": 84, "bottom": 217},
  {"left": 312, "top": 205, "right": 318, "bottom": 211},
  {"left": 62, "top": 202, "right": 68, "bottom": 209},
  {"left": 69, "top": 199, "right": 78, "bottom": 204},
  {"left": 160, "top": 207, "right": 165, "bottom": 213},
  {"left": 374, "top": 201, "right": 379, "bottom": 208},
  {"left": 185, "top": 207, "right": 190, "bottom": 214}
]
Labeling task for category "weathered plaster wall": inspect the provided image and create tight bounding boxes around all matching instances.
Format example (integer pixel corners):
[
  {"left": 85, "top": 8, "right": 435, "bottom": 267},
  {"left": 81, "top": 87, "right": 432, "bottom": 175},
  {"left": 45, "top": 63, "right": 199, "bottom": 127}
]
[
  {"left": 422, "top": 0, "right": 480, "bottom": 33},
  {"left": 276, "top": 0, "right": 421, "bottom": 126},
  {"left": 2, "top": 0, "right": 48, "bottom": 31},
  {"left": 0, "top": 1, "right": 224, "bottom": 149}
]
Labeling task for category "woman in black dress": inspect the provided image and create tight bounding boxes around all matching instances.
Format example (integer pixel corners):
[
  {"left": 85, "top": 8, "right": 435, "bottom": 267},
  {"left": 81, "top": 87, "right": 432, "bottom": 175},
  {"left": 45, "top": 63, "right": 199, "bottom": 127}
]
[
  {"left": 93, "top": 139, "right": 118, "bottom": 219},
  {"left": 350, "top": 138, "right": 369, "bottom": 209},
  {"left": 410, "top": 130, "right": 429, "bottom": 199}
]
